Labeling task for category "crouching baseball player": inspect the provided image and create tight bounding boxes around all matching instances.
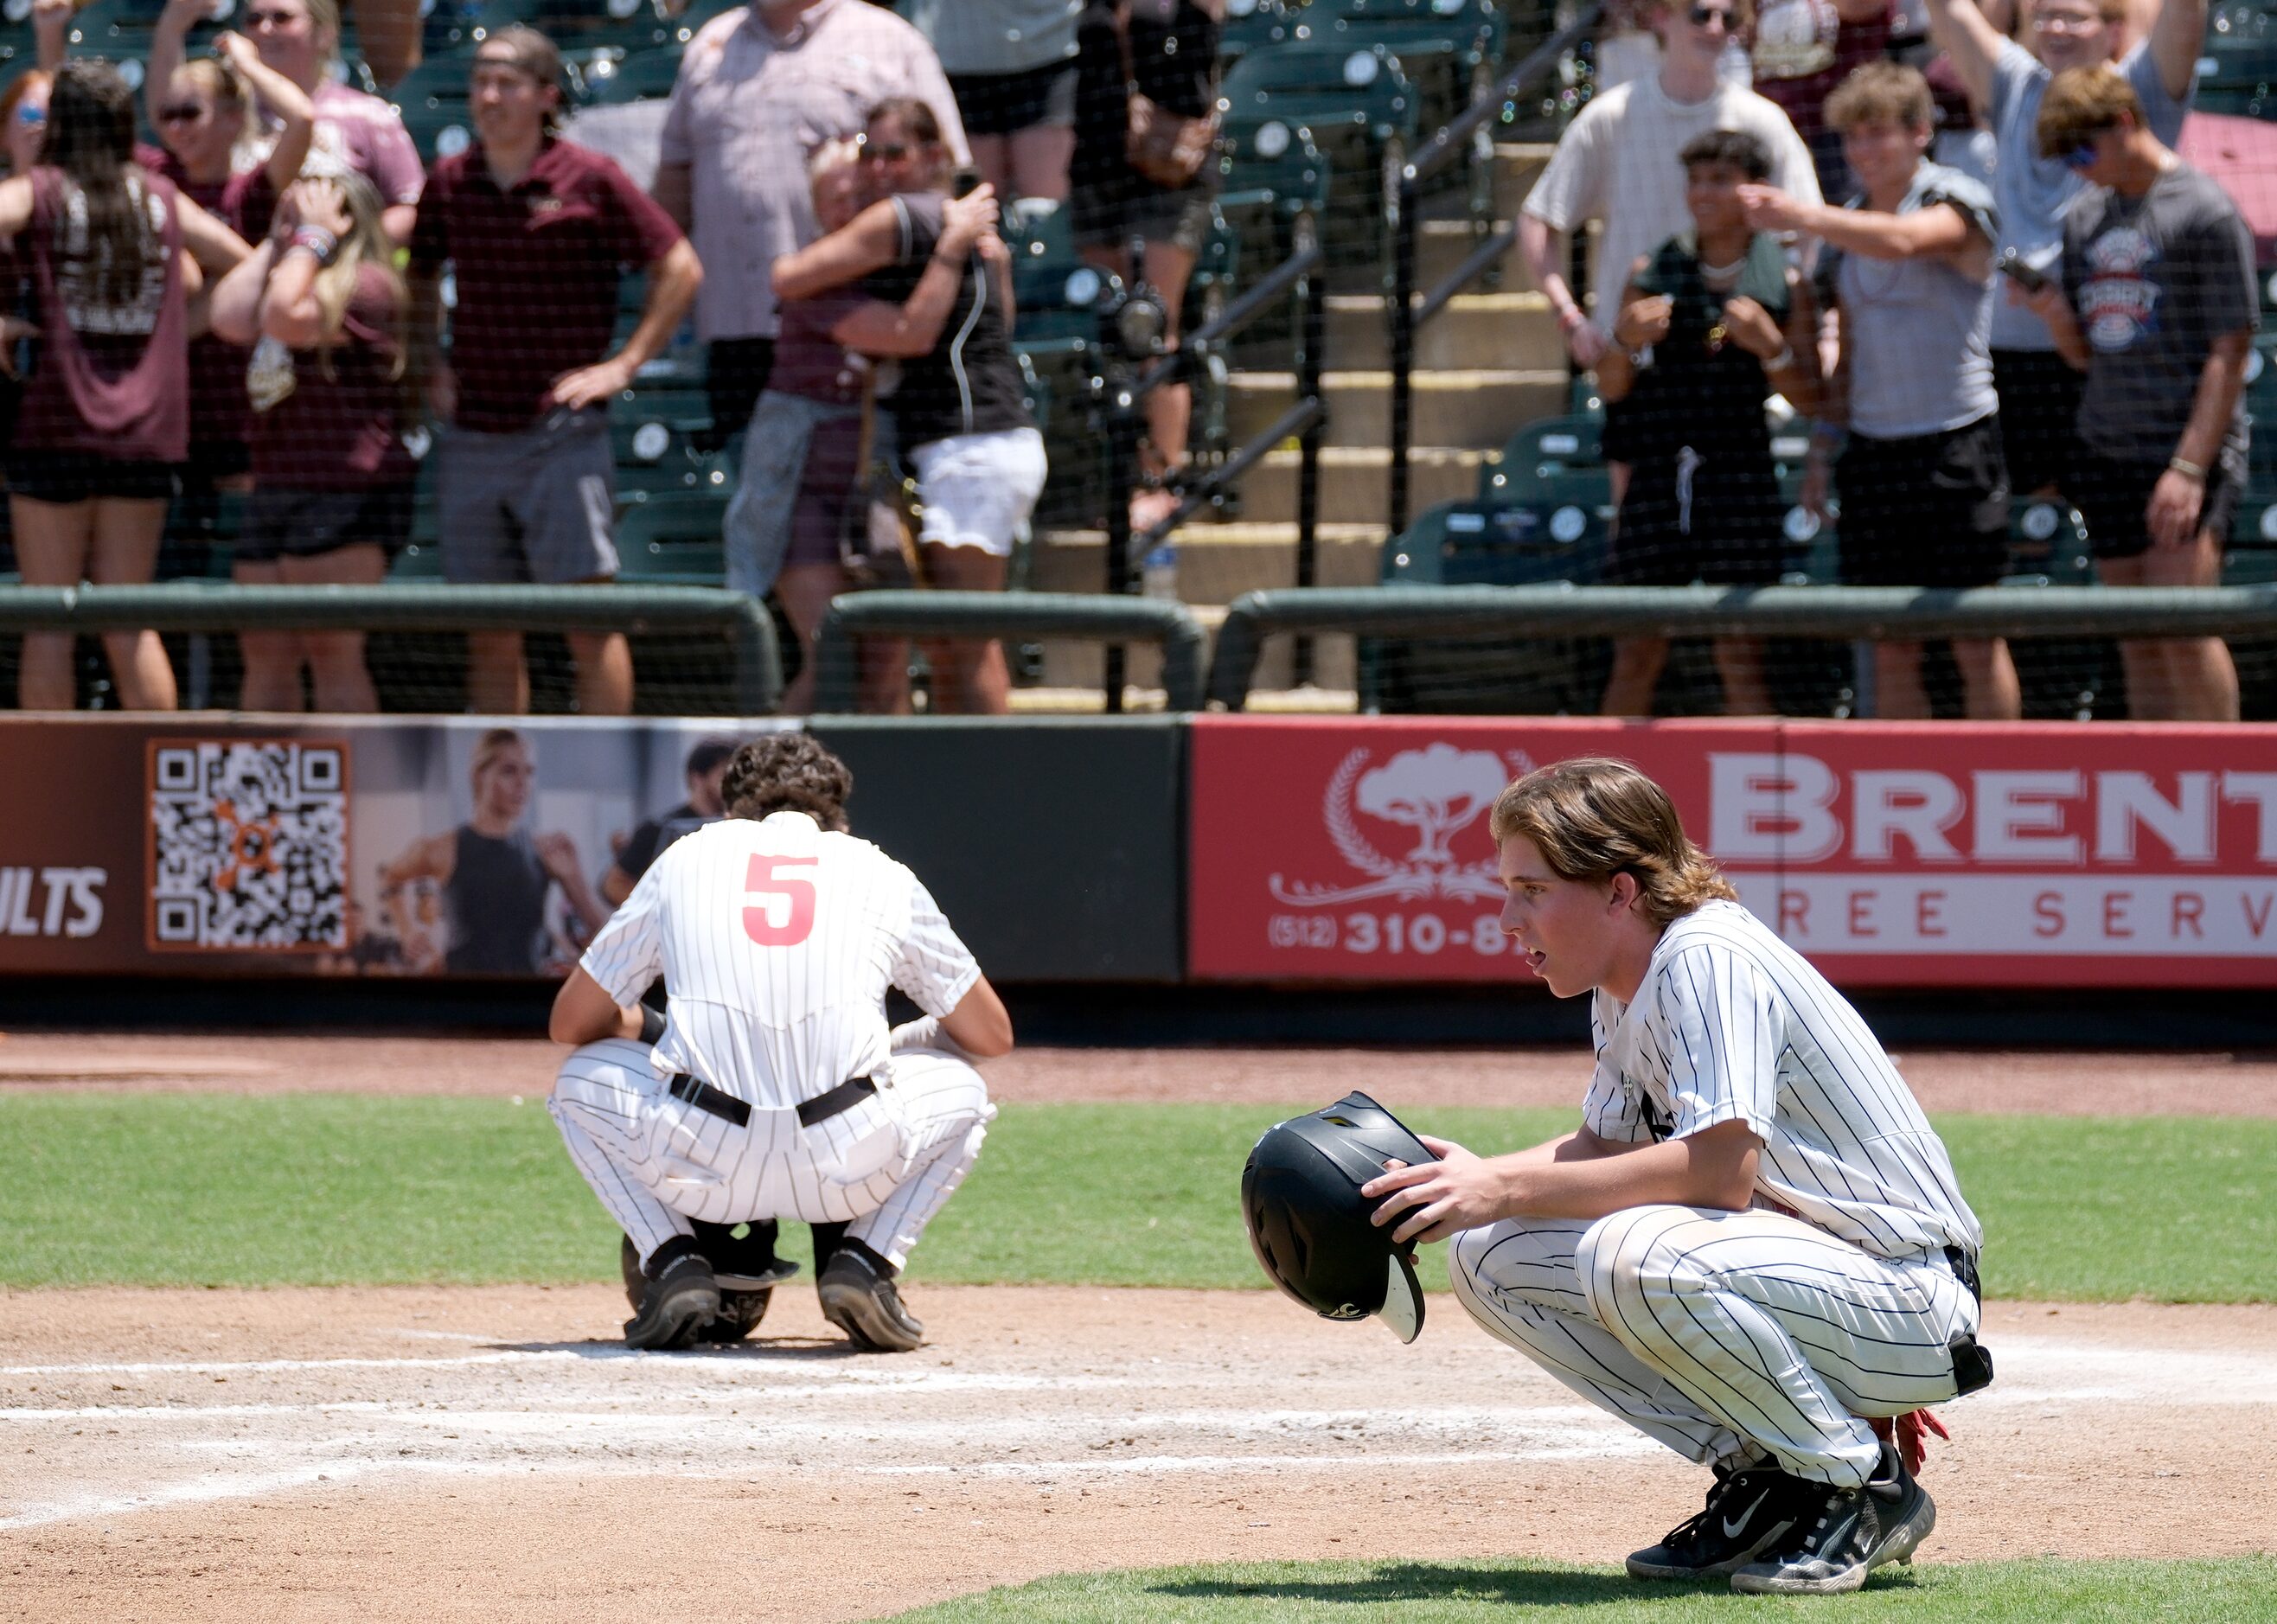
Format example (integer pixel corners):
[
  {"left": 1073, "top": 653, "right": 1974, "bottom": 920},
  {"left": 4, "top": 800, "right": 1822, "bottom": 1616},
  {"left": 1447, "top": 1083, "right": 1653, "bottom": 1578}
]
[
  {"left": 546, "top": 732, "right": 1013, "bottom": 1352},
  {"left": 1364, "top": 758, "right": 1991, "bottom": 1596}
]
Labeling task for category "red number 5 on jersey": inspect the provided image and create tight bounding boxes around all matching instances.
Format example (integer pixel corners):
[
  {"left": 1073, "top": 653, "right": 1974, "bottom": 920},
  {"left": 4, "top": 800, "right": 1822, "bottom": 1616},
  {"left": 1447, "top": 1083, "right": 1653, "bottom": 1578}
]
[{"left": 742, "top": 854, "right": 818, "bottom": 946}]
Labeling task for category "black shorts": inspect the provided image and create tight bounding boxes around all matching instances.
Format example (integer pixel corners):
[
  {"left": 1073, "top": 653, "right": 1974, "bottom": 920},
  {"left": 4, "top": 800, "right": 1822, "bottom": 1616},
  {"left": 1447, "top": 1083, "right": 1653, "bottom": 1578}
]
[
  {"left": 703, "top": 336, "right": 776, "bottom": 448},
  {"left": 237, "top": 483, "right": 414, "bottom": 563},
  {"left": 1068, "top": 176, "right": 1212, "bottom": 256},
  {"left": 1836, "top": 416, "right": 2011, "bottom": 588},
  {"left": 7, "top": 450, "right": 178, "bottom": 504},
  {"left": 2070, "top": 446, "right": 2244, "bottom": 561},
  {"left": 1990, "top": 348, "right": 2082, "bottom": 497},
  {"left": 1609, "top": 451, "right": 1787, "bottom": 586},
  {"left": 950, "top": 60, "right": 1078, "bottom": 136}
]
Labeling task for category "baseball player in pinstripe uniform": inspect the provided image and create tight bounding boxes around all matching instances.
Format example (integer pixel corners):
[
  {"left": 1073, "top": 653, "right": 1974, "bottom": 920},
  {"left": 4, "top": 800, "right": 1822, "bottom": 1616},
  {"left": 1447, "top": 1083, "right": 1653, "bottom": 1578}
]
[
  {"left": 546, "top": 732, "right": 1013, "bottom": 1352},
  {"left": 1365, "top": 758, "right": 1990, "bottom": 1596}
]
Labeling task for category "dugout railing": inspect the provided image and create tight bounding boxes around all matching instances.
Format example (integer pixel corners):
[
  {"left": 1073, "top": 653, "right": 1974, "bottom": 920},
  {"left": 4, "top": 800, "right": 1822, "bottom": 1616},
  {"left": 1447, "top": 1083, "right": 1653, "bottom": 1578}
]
[
  {"left": 1204, "top": 584, "right": 2277, "bottom": 711},
  {"left": 0, "top": 584, "right": 784, "bottom": 715},
  {"left": 812, "top": 591, "right": 1209, "bottom": 715},
  {"left": 1387, "top": 3, "right": 1603, "bottom": 537}
]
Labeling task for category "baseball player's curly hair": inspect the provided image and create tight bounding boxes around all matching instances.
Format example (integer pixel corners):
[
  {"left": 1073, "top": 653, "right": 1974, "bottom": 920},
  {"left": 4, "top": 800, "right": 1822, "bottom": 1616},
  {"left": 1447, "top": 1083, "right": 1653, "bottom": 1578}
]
[
  {"left": 1488, "top": 757, "right": 1736, "bottom": 930},
  {"left": 721, "top": 733, "right": 853, "bottom": 831}
]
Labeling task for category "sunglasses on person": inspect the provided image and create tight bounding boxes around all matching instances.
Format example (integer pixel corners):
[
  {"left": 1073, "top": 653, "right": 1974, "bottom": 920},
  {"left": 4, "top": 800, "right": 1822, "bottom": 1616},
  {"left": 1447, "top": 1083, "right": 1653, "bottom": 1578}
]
[
  {"left": 1687, "top": 3, "right": 1738, "bottom": 29},
  {"left": 245, "top": 7, "right": 301, "bottom": 25},
  {"left": 2059, "top": 139, "right": 2102, "bottom": 170},
  {"left": 860, "top": 140, "right": 912, "bottom": 163},
  {"left": 159, "top": 101, "right": 209, "bottom": 125},
  {"left": 13, "top": 103, "right": 43, "bottom": 128}
]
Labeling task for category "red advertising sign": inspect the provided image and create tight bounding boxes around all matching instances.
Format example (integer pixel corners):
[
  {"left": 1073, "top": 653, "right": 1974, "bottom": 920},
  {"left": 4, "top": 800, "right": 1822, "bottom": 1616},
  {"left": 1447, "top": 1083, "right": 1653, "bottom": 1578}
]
[{"left": 1188, "top": 716, "right": 2277, "bottom": 988}]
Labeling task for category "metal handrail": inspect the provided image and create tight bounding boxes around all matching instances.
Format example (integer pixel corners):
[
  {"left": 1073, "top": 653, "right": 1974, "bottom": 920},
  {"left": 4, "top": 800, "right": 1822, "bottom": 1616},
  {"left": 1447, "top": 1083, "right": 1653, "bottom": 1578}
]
[
  {"left": 1388, "top": 7, "right": 1602, "bottom": 536},
  {"left": 812, "top": 591, "right": 1209, "bottom": 713},
  {"left": 0, "top": 583, "right": 784, "bottom": 713},
  {"left": 1102, "top": 212, "right": 1328, "bottom": 707},
  {"left": 1206, "top": 584, "right": 2277, "bottom": 710}
]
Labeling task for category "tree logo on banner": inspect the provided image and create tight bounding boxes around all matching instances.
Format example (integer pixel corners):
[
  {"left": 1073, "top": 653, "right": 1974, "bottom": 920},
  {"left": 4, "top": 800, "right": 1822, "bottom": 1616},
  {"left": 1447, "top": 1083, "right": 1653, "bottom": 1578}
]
[{"left": 1269, "top": 744, "right": 1532, "bottom": 905}]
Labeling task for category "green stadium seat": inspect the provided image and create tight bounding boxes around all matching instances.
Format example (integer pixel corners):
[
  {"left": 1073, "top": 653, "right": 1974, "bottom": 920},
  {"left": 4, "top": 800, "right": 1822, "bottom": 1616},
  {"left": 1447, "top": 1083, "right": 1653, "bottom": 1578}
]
[
  {"left": 2197, "top": 1, "right": 2277, "bottom": 115},
  {"left": 385, "top": 52, "right": 477, "bottom": 163},
  {"left": 581, "top": 40, "right": 685, "bottom": 105},
  {"left": 1218, "top": 0, "right": 1301, "bottom": 67},
  {"left": 1480, "top": 412, "right": 1604, "bottom": 502},
  {"left": 1214, "top": 42, "right": 1423, "bottom": 265},
  {"left": 471, "top": 0, "right": 673, "bottom": 61},
  {"left": 1302, "top": 0, "right": 1506, "bottom": 139},
  {"left": 614, "top": 489, "right": 728, "bottom": 585}
]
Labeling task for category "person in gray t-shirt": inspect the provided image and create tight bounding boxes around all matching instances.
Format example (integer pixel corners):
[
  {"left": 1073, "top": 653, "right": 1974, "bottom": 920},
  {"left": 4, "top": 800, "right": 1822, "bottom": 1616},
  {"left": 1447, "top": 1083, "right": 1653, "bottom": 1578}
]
[
  {"left": 1742, "top": 61, "right": 2022, "bottom": 721},
  {"left": 1922, "top": 0, "right": 2203, "bottom": 496},
  {"left": 2021, "top": 67, "right": 2255, "bottom": 722}
]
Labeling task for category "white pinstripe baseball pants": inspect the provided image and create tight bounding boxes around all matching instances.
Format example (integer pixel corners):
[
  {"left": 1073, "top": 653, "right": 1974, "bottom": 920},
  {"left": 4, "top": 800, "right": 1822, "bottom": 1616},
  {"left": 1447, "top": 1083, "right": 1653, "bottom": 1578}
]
[
  {"left": 1449, "top": 1205, "right": 1980, "bottom": 1488},
  {"left": 548, "top": 1038, "right": 995, "bottom": 1272}
]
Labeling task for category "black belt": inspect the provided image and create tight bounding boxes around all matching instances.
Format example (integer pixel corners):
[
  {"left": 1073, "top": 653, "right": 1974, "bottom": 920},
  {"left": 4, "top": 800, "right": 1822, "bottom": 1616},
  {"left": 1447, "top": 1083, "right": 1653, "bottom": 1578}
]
[
  {"left": 668, "top": 1073, "right": 876, "bottom": 1130},
  {"left": 1942, "top": 1244, "right": 1982, "bottom": 1306},
  {"left": 1941, "top": 1245, "right": 1995, "bottom": 1395}
]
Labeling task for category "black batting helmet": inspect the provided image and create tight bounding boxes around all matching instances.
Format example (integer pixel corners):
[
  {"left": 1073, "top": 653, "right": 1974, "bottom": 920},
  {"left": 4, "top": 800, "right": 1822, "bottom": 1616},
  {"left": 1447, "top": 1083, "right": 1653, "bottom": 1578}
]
[{"left": 1241, "top": 1091, "right": 1435, "bottom": 1344}]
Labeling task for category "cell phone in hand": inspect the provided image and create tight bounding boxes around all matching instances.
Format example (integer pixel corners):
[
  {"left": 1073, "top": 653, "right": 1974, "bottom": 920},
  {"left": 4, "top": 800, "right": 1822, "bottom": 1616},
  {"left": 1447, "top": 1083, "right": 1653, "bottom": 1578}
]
[
  {"left": 951, "top": 166, "right": 982, "bottom": 199},
  {"left": 1997, "top": 247, "right": 2049, "bottom": 295}
]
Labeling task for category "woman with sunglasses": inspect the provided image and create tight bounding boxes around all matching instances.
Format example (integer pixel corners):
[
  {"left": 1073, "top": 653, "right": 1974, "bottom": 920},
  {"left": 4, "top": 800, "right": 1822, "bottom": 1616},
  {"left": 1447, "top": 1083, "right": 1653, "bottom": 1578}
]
[
  {"left": 0, "top": 59, "right": 251, "bottom": 711},
  {"left": 208, "top": 173, "right": 411, "bottom": 712},
  {"left": 771, "top": 98, "right": 1046, "bottom": 715},
  {"left": 150, "top": 0, "right": 423, "bottom": 244},
  {"left": 142, "top": 30, "right": 314, "bottom": 572}
]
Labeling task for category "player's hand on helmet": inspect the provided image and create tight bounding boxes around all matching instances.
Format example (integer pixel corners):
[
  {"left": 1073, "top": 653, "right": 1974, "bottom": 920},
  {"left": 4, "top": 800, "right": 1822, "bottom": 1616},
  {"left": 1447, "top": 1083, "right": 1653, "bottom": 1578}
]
[{"left": 1360, "top": 1134, "right": 1501, "bottom": 1246}]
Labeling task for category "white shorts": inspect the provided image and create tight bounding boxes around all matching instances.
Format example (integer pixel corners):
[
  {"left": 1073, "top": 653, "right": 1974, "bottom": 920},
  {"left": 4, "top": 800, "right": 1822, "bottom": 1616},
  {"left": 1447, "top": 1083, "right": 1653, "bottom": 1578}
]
[{"left": 911, "top": 426, "right": 1048, "bottom": 557}]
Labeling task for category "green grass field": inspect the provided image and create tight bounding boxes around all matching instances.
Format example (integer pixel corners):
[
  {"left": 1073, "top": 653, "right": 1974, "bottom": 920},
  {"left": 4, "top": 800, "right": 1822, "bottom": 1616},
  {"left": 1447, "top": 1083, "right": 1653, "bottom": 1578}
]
[
  {"left": 874, "top": 1557, "right": 2277, "bottom": 1622},
  {"left": 2, "top": 1095, "right": 2271, "bottom": 1301}
]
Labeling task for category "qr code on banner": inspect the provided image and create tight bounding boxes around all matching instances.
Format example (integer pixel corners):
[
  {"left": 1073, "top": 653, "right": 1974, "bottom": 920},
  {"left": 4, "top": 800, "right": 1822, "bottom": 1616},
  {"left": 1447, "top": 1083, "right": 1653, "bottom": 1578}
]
[{"left": 150, "top": 741, "right": 349, "bottom": 950}]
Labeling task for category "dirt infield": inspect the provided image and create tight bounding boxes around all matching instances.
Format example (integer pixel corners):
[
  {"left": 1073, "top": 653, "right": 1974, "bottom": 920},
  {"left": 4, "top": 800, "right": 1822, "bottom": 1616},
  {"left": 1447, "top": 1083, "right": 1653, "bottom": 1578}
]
[
  {"left": 0, "top": 1031, "right": 2273, "bottom": 1116},
  {"left": 3, "top": 1284, "right": 2274, "bottom": 1624},
  {"left": 3, "top": 1035, "right": 2274, "bottom": 1621}
]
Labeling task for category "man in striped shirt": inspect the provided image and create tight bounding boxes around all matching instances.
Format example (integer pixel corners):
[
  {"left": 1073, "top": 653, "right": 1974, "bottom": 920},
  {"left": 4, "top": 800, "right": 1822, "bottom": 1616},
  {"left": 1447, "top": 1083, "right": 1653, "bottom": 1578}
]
[
  {"left": 1366, "top": 757, "right": 1986, "bottom": 1596},
  {"left": 547, "top": 732, "right": 1013, "bottom": 1353}
]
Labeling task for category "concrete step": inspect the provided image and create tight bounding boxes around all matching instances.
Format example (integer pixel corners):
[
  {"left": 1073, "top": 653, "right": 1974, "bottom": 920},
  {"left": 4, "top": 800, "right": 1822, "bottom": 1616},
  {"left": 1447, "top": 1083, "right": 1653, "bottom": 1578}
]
[
  {"left": 1019, "top": 601, "right": 1361, "bottom": 694},
  {"left": 1230, "top": 368, "right": 1566, "bottom": 451},
  {"left": 1031, "top": 521, "right": 1390, "bottom": 604},
  {"left": 1324, "top": 290, "right": 1564, "bottom": 373},
  {"left": 1417, "top": 216, "right": 1536, "bottom": 291},
  {"left": 1238, "top": 444, "right": 1485, "bottom": 527}
]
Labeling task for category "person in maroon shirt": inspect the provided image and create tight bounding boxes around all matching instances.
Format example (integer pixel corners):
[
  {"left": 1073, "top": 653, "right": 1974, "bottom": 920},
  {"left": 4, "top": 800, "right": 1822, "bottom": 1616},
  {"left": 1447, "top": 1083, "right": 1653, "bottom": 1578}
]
[
  {"left": 408, "top": 27, "right": 701, "bottom": 717},
  {"left": 0, "top": 61, "right": 248, "bottom": 712},
  {"left": 209, "top": 173, "right": 414, "bottom": 713},
  {"left": 141, "top": 29, "right": 314, "bottom": 572}
]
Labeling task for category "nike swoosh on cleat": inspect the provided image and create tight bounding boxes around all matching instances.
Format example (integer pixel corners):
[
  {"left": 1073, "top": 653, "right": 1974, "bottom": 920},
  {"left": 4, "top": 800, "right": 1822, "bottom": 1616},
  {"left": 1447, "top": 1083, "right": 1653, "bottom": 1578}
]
[{"left": 1722, "top": 1490, "right": 1772, "bottom": 1539}]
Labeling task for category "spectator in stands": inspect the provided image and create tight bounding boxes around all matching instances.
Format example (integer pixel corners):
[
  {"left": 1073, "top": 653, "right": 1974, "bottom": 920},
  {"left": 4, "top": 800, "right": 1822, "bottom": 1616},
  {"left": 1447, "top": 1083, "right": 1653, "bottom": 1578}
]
[
  {"left": 150, "top": 0, "right": 425, "bottom": 244},
  {"left": 2018, "top": 67, "right": 2253, "bottom": 721},
  {"left": 600, "top": 735, "right": 736, "bottom": 905},
  {"left": 1, "top": 0, "right": 67, "bottom": 178},
  {"left": 739, "top": 136, "right": 1003, "bottom": 714},
  {"left": 1751, "top": 0, "right": 1895, "bottom": 201},
  {"left": 144, "top": 30, "right": 314, "bottom": 580},
  {"left": 1921, "top": 0, "right": 2202, "bottom": 500},
  {"left": 653, "top": 0, "right": 965, "bottom": 445},
  {"left": 905, "top": 0, "right": 1079, "bottom": 204},
  {"left": 208, "top": 174, "right": 413, "bottom": 713},
  {"left": 0, "top": 61, "right": 248, "bottom": 712},
  {"left": 1744, "top": 61, "right": 2019, "bottom": 719},
  {"left": 409, "top": 28, "right": 701, "bottom": 718},
  {"left": 1523, "top": 0, "right": 1819, "bottom": 380},
  {"left": 774, "top": 98, "right": 1042, "bottom": 715},
  {"left": 1071, "top": 0, "right": 1222, "bottom": 535},
  {"left": 1596, "top": 129, "right": 1823, "bottom": 717}
]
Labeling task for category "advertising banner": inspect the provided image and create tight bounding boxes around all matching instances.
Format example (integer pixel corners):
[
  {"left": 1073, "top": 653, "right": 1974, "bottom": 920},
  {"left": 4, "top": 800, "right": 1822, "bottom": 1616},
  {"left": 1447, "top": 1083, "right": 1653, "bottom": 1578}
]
[
  {"left": 1188, "top": 716, "right": 2277, "bottom": 988},
  {"left": 0, "top": 716, "right": 788, "bottom": 979}
]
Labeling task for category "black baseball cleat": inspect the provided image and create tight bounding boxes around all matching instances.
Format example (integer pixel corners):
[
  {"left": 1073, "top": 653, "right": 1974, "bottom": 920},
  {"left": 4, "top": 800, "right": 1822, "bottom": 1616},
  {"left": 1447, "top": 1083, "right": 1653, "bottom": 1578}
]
[
  {"left": 1730, "top": 1442, "right": 1937, "bottom": 1595},
  {"left": 816, "top": 1244, "right": 925, "bottom": 1352},
  {"left": 622, "top": 1240, "right": 721, "bottom": 1352},
  {"left": 1627, "top": 1459, "right": 1809, "bottom": 1580}
]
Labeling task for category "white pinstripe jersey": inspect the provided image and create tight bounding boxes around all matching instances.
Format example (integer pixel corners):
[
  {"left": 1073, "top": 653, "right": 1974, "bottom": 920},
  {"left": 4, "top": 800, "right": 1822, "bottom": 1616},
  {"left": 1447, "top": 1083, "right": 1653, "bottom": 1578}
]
[
  {"left": 1584, "top": 900, "right": 1981, "bottom": 1262},
  {"left": 579, "top": 810, "right": 982, "bottom": 1110}
]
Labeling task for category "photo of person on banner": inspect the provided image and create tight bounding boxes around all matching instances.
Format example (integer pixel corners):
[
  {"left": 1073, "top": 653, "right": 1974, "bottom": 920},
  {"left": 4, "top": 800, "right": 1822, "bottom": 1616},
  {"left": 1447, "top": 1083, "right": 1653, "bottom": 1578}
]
[{"left": 376, "top": 726, "right": 611, "bottom": 975}]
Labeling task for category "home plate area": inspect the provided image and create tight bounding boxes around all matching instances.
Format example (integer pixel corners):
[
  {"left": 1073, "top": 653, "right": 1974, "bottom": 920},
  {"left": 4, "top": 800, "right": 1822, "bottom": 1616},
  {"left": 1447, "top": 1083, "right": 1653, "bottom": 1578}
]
[{"left": 3, "top": 1286, "right": 2273, "bottom": 1621}]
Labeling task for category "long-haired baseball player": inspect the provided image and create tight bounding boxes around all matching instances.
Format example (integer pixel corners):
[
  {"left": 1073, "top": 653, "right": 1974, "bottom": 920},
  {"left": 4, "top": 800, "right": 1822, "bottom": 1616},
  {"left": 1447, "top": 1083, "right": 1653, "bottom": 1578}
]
[
  {"left": 1364, "top": 758, "right": 1989, "bottom": 1596},
  {"left": 546, "top": 732, "right": 1012, "bottom": 1352}
]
